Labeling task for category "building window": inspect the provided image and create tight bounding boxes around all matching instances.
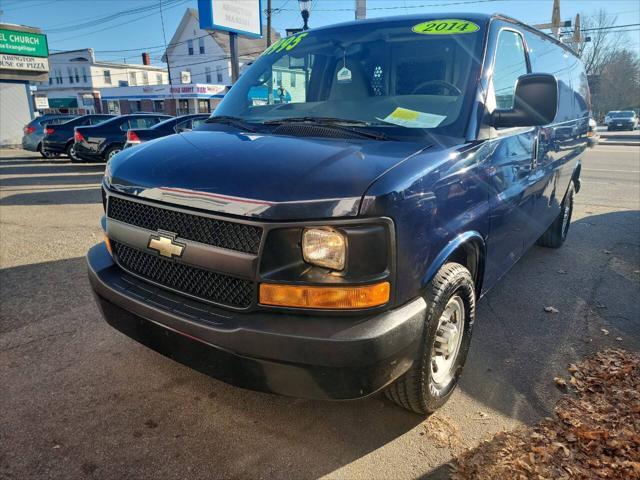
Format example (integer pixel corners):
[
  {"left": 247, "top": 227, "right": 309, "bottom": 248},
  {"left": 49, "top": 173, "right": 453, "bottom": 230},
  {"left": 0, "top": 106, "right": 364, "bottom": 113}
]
[
  {"left": 156, "top": 73, "right": 162, "bottom": 85},
  {"left": 82, "top": 67, "right": 88, "bottom": 83},
  {"left": 198, "top": 99, "right": 210, "bottom": 113},
  {"left": 275, "top": 70, "right": 282, "bottom": 86},
  {"left": 49, "top": 76, "right": 53, "bottom": 85},
  {"left": 142, "top": 71, "right": 149, "bottom": 85},
  {"left": 107, "top": 100, "right": 120, "bottom": 115},
  {"left": 216, "top": 66, "right": 223, "bottom": 82},
  {"left": 56, "top": 69, "right": 62, "bottom": 84},
  {"left": 74, "top": 67, "right": 80, "bottom": 83},
  {"left": 178, "top": 99, "right": 189, "bottom": 115},
  {"left": 129, "top": 100, "right": 141, "bottom": 112},
  {"left": 290, "top": 73, "right": 296, "bottom": 88},
  {"left": 205, "top": 66, "right": 212, "bottom": 83},
  {"left": 187, "top": 39, "right": 194, "bottom": 55},
  {"left": 154, "top": 100, "right": 165, "bottom": 112},
  {"left": 103, "top": 70, "right": 112, "bottom": 85},
  {"left": 68, "top": 67, "right": 74, "bottom": 84},
  {"left": 199, "top": 37, "right": 205, "bottom": 54},
  {"left": 129, "top": 72, "right": 137, "bottom": 86}
]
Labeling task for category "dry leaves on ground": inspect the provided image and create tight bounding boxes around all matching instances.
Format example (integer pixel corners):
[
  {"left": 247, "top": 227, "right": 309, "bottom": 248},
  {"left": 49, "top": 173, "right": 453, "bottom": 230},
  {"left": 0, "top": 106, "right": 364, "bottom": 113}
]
[{"left": 451, "top": 349, "right": 640, "bottom": 479}]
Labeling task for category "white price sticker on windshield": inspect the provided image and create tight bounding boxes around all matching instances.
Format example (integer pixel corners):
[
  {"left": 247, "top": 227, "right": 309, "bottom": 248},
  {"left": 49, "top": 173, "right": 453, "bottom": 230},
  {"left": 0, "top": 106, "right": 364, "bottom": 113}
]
[{"left": 378, "top": 107, "right": 446, "bottom": 128}]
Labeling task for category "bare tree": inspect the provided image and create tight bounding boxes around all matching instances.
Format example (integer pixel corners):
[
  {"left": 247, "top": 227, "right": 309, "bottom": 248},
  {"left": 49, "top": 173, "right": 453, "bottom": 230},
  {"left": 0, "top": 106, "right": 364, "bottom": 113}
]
[
  {"left": 594, "top": 50, "right": 640, "bottom": 114},
  {"left": 577, "top": 10, "right": 626, "bottom": 76}
]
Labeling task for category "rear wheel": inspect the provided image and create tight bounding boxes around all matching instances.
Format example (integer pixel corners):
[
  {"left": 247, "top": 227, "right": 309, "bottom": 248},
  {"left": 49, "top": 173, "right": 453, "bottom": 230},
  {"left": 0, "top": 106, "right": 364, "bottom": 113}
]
[
  {"left": 104, "top": 145, "right": 123, "bottom": 161},
  {"left": 385, "top": 262, "right": 475, "bottom": 414},
  {"left": 65, "top": 142, "right": 80, "bottom": 162},
  {"left": 537, "top": 182, "right": 574, "bottom": 248}
]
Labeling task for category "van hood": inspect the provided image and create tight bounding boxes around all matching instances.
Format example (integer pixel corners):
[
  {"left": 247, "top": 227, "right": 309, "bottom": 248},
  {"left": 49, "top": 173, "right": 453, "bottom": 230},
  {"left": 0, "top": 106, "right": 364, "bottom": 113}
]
[{"left": 106, "top": 130, "right": 433, "bottom": 220}]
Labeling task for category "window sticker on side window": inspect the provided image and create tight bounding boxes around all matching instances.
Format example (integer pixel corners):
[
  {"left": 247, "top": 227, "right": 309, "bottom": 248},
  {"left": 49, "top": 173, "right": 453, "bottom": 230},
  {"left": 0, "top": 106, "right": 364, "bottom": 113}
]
[
  {"left": 412, "top": 19, "right": 480, "bottom": 35},
  {"left": 377, "top": 107, "right": 446, "bottom": 129}
]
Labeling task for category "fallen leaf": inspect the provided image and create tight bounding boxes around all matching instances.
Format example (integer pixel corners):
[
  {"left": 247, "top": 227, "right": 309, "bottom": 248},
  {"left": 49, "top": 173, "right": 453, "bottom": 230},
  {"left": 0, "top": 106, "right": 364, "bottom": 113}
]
[
  {"left": 557, "top": 269, "right": 567, "bottom": 274},
  {"left": 554, "top": 377, "right": 567, "bottom": 389},
  {"left": 601, "top": 329, "right": 609, "bottom": 336},
  {"left": 616, "top": 337, "right": 623, "bottom": 342},
  {"left": 603, "top": 250, "right": 612, "bottom": 254},
  {"left": 545, "top": 306, "right": 559, "bottom": 313}
]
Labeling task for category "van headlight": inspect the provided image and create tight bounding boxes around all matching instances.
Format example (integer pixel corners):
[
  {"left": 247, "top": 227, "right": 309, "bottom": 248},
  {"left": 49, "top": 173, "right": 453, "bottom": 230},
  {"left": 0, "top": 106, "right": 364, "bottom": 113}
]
[{"left": 302, "top": 228, "right": 346, "bottom": 270}]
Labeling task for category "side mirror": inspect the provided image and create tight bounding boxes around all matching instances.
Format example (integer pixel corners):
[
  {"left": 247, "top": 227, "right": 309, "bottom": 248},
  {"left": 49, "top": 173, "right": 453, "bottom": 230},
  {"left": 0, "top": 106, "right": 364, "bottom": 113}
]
[{"left": 492, "top": 73, "right": 558, "bottom": 128}]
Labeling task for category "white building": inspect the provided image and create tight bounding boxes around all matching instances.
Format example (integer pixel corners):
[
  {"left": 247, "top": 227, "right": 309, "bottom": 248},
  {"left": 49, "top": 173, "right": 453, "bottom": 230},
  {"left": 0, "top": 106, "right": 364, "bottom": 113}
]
[
  {"left": 36, "top": 49, "right": 168, "bottom": 112},
  {"left": 162, "top": 8, "right": 276, "bottom": 87}
]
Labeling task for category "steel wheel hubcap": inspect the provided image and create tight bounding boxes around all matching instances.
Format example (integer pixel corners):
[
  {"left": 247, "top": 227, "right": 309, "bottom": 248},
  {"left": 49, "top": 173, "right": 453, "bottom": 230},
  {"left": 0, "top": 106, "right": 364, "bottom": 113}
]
[
  {"left": 562, "top": 197, "right": 572, "bottom": 235},
  {"left": 109, "top": 149, "right": 121, "bottom": 159},
  {"left": 430, "top": 295, "right": 465, "bottom": 386}
]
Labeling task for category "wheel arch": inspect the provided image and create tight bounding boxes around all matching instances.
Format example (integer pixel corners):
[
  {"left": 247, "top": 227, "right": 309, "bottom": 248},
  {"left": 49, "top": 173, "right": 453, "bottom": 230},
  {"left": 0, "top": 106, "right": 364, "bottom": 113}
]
[{"left": 421, "top": 231, "right": 486, "bottom": 298}]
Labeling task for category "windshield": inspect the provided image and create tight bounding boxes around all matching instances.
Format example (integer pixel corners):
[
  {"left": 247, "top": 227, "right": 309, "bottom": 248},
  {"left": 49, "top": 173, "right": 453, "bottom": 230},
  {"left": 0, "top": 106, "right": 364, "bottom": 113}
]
[
  {"left": 214, "top": 18, "right": 485, "bottom": 138},
  {"left": 611, "top": 111, "right": 635, "bottom": 118}
]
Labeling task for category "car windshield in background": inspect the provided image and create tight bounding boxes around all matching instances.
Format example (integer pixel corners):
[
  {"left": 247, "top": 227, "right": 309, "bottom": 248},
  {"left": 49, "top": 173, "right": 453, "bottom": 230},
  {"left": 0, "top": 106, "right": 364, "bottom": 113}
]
[
  {"left": 611, "top": 111, "right": 635, "bottom": 118},
  {"left": 214, "top": 18, "right": 485, "bottom": 138}
]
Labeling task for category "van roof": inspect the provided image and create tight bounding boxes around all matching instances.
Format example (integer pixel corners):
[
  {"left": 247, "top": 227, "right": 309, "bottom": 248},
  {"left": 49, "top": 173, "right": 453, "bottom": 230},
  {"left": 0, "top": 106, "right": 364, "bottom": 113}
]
[{"left": 310, "top": 12, "right": 579, "bottom": 58}]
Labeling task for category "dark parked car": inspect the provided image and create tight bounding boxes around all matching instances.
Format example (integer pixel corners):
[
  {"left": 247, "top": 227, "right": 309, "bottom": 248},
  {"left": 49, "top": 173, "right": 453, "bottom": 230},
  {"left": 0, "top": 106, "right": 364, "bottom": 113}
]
[
  {"left": 42, "top": 114, "right": 115, "bottom": 160},
  {"left": 124, "top": 114, "right": 209, "bottom": 149},
  {"left": 74, "top": 113, "right": 171, "bottom": 162},
  {"left": 89, "top": 14, "right": 589, "bottom": 414},
  {"left": 605, "top": 110, "right": 638, "bottom": 131},
  {"left": 22, "top": 114, "right": 77, "bottom": 158}
]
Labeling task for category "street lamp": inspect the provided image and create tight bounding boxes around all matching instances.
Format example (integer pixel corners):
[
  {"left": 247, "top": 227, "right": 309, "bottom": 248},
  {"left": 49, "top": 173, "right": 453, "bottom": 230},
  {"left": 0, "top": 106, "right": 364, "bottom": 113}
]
[{"left": 298, "top": 0, "right": 310, "bottom": 30}]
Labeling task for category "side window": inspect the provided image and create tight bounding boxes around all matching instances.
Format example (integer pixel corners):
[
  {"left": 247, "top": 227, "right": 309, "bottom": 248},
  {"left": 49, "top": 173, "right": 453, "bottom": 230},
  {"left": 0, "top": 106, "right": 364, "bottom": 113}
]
[
  {"left": 119, "top": 120, "right": 130, "bottom": 131},
  {"left": 130, "top": 117, "right": 157, "bottom": 128},
  {"left": 492, "top": 30, "right": 528, "bottom": 110},
  {"left": 192, "top": 118, "right": 206, "bottom": 129},
  {"left": 175, "top": 120, "right": 192, "bottom": 133}
]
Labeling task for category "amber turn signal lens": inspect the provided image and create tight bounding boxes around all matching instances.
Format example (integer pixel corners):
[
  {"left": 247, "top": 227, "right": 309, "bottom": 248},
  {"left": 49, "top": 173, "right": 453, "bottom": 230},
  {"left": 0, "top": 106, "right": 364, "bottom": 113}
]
[
  {"left": 259, "top": 282, "right": 390, "bottom": 309},
  {"left": 104, "top": 234, "right": 113, "bottom": 256}
]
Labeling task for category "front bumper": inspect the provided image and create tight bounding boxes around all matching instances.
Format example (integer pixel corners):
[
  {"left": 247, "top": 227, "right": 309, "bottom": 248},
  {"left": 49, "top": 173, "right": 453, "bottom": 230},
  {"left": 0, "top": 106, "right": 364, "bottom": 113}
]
[{"left": 87, "top": 243, "right": 426, "bottom": 400}]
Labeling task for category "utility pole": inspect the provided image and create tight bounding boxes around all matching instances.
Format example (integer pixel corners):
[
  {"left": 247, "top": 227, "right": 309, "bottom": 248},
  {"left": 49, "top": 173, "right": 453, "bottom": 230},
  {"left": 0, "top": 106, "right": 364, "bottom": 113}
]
[
  {"left": 355, "top": 0, "right": 366, "bottom": 20},
  {"left": 230, "top": 33, "right": 239, "bottom": 83},
  {"left": 266, "top": 0, "right": 272, "bottom": 47}
]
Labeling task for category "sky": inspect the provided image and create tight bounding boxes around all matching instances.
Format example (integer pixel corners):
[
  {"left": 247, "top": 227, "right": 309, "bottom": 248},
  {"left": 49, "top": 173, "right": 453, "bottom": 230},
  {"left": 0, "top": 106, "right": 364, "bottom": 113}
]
[{"left": 1, "top": 0, "right": 639, "bottom": 66}]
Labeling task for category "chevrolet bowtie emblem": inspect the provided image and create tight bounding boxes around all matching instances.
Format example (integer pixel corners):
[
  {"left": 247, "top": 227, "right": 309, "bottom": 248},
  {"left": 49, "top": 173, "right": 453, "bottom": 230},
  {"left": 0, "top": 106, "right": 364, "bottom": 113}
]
[{"left": 148, "top": 233, "right": 185, "bottom": 258}]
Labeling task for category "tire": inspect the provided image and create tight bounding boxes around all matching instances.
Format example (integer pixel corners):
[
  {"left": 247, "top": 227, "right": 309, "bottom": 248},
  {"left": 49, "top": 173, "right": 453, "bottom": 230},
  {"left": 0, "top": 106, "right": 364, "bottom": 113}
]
[
  {"left": 65, "top": 142, "right": 81, "bottom": 162},
  {"left": 385, "top": 262, "right": 475, "bottom": 414},
  {"left": 537, "top": 182, "right": 575, "bottom": 248},
  {"left": 38, "top": 143, "right": 56, "bottom": 159},
  {"left": 104, "top": 145, "right": 123, "bottom": 161}
]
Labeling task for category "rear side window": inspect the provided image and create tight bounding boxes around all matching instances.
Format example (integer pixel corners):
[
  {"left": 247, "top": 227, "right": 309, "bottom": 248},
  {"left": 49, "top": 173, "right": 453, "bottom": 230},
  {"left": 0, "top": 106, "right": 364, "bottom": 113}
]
[
  {"left": 129, "top": 117, "right": 157, "bottom": 129},
  {"left": 524, "top": 31, "right": 574, "bottom": 122},
  {"left": 492, "top": 30, "right": 528, "bottom": 110}
]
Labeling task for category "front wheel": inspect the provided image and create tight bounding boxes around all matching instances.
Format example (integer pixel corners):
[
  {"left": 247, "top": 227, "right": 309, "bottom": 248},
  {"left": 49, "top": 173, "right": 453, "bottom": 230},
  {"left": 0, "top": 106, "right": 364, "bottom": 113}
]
[
  {"left": 104, "top": 145, "right": 122, "bottom": 161},
  {"left": 65, "top": 142, "right": 80, "bottom": 162},
  {"left": 537, "top": 182, "right": 575, "bottom": 248},
  {"left": 385, "top": 262, "right": 475, "bottom": 414}
]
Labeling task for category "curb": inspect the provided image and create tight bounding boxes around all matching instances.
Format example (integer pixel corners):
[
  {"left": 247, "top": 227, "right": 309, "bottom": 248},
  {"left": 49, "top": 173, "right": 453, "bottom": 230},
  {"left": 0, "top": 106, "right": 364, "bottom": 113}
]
[{"left": 599, "top": 141, "right": 640, "bottom": 147}]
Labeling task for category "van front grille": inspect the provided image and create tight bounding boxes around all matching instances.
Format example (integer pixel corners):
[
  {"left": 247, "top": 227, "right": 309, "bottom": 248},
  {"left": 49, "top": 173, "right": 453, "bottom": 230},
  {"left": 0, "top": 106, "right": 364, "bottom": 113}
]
[
  {"left": 111, "top": 241, "right": 255, "bottom": 309},
  {"left": 107, "top": 196, "right": 262, "bottom": 254}
]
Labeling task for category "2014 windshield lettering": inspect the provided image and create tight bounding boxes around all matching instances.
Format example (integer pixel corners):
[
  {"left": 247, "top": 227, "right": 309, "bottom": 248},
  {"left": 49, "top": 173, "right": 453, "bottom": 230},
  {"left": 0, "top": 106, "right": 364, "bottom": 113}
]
[
  {"left": 262, "top": 32, "right": 309, "bottom": 56},
  {"left": 412, "top": 19, "right": 480, "bottom": 35}
]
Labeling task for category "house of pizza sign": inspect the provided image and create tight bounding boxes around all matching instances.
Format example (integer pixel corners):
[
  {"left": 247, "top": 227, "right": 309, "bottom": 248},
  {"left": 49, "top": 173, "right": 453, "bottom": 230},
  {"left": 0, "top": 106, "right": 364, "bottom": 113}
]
[{"left": 0, "top": 24, "right": 49, "bottom": 81}]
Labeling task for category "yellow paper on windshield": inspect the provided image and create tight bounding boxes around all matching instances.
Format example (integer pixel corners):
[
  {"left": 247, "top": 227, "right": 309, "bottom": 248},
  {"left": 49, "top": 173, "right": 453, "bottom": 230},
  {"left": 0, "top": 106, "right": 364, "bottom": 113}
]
[{"left": 378, "top": 107, "right": 446, "bottom": 128}]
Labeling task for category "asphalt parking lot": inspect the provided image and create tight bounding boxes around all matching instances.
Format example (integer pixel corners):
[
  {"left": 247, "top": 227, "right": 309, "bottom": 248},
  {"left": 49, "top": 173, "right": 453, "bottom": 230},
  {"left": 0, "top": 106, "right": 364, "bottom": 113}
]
[{"left": 1, "top": 140, "right": 639, "bottom": 479}]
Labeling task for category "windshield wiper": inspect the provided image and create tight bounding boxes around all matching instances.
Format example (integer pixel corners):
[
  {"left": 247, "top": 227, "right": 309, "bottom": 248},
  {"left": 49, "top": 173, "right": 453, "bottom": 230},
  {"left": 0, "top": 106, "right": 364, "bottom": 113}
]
[
  {"left": 263, "top": 116, "right": 388, "bottom": 140},
  {"left": 205, "top": 116, "right": 258, "bottom": 132}
]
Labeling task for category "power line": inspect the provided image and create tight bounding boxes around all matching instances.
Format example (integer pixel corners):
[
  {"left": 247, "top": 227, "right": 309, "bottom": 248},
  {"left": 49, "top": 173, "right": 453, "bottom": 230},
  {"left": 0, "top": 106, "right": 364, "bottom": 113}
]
[{"left": 279, "top": 0, "right": 502, "bottom": 11}]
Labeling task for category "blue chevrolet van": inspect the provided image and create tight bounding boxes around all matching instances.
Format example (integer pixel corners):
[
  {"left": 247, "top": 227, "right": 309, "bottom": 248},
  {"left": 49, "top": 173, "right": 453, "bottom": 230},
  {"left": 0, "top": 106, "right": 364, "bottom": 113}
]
[{"left": 88, "top": 14, "right": 590, "bottom": 414}]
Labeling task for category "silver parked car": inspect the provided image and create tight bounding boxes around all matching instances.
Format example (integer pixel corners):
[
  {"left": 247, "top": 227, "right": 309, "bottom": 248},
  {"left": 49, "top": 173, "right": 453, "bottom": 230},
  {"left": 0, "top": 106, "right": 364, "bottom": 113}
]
[{"left": 21, "top": 114, "right": 77, "bottom": 158}]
